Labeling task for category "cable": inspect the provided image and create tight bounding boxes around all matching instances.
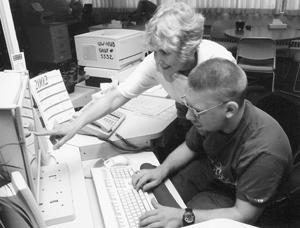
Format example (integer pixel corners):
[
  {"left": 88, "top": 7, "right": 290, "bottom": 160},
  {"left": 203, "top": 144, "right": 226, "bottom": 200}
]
[
  {"left": 30, "top": 154, "right": 57, "bottom": 166},
  {"left": 106, "top": 139, "right": 153, "bottom": 152},
  {"left": 0, "top": 142, "right": 23, "bottom": 150},
  {"left": 115, "top": 133, "right": 139, "bottom": 149},
  {"left": 97, "top": 133, "right": 156, "bottom": 153},
  {"left": 0, "top": 142, "right": 27, "bottom": 184}
]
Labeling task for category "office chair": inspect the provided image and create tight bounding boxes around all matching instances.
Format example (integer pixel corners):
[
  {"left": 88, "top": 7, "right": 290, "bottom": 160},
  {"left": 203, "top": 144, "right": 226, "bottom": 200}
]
[
  {"left": 292, "top": 51, "right": 300, "bottom": 93},
  {"left": 210, "top": 20, "right": 238, "bottom": 55},
  {"left": 244, "top": 14, "right": 289, "bottom": 56},
  {"left": 255, "top": 91, "right": 300, "bottom": 228},
  {"left": 236, "top": 37, "right": 276, "bottom": 92}
]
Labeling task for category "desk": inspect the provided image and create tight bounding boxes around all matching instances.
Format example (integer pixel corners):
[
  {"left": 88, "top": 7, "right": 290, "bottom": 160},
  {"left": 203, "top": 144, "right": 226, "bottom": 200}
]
[
  {"left": 67, "top": 97, "right": 177, "bottom": 161},
  {"left": 25, "top": 89, "right": 178, "bottom": 227},
  {"left": 25, "top": 143, "right": 94, "bottom": 228},
  {"left": 82, "top": 152, "right": 186, "bottom": 228},
  {"left": 26, "top": 141, "right": 184, "bottom": 228},
  {"left": 224, "top": 26, "right": 300, "bottom": 41},
  {"left": 189, "top": 218, "right": 258, "bottom": 228},
  {"left": 25, "top": 103, "right": 260, "bottom": 228},
  {"left": 68, "top": 86, "right": 96, "bottom": 109}
]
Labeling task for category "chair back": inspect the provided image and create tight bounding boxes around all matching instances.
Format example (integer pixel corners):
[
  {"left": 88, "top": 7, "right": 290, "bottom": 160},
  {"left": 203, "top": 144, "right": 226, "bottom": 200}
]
[
  {"left": 255, "top": 92, "right": 300, "bottom": 226},
  {"left": 256, "top": 92, "right": 300, "bottom": 156},
  {"left": 236, "top": 37, "right": 276, "bottom": 62},
  {"left": 236, "top": 37, "right": 277, "bottom": 91}
]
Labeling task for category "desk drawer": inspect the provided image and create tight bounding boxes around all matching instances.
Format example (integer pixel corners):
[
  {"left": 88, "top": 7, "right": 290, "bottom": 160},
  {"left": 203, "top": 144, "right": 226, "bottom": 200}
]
[
  {"left": 50, "top": 25, "right": 69, "bottom": 40},
  {"left": 52, "top": 40, "right": 70, "bottom": 51},
  {"left": 52, "top": 41, "right": 72, "bottom": 63},
  {"left": 27, "top": 23, "right": 71, "bottom": 63}
]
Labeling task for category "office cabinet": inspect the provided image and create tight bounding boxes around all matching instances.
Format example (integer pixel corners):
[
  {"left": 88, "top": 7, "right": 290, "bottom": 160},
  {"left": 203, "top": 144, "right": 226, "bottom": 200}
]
[{"left": 27, "top": 23, "right": 72, "bottom": 63}]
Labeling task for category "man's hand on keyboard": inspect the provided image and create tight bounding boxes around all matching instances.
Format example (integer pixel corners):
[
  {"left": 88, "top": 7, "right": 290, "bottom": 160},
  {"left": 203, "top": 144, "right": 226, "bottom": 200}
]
[
  {"left": 139, "top": 198, "right": 184, "bottom": 228},
  {"left": 132, "top": 166, "right": 166, "bottom": 191}
]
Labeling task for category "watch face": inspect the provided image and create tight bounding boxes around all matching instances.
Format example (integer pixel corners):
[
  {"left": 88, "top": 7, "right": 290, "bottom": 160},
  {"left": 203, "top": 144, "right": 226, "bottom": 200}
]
[
  {"left": 184, "top": 211, "right": 194, "bottom": 223},
  {"left": 183, "top": 209, "right": 195, "bottom": 225}
]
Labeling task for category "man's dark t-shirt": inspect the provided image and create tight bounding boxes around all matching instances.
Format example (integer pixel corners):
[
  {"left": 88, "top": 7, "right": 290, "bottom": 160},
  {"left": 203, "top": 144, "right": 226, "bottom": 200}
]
[{"left": 186, "top": 101, "right": 292, "bottom": 206}]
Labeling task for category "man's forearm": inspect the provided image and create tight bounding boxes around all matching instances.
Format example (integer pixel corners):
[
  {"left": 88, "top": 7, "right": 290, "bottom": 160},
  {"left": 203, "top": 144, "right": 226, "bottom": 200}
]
[
  {"left": 193, "top": 199, "right": 264, "bottom": 225},
  {"left": 160, "top": 141, "right": 196, "bottom": 177}
]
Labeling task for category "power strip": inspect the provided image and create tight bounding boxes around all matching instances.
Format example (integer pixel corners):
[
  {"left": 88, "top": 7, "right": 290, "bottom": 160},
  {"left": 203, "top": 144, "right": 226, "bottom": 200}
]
[{"left": 32, "top": 163, "right": 75, "bottom": 226}]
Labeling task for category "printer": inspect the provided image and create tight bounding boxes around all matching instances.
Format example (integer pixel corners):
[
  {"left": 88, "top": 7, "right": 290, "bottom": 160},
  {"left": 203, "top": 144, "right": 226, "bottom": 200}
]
[
  {"left": 75, "top": 29, "right": 145, "bottom": 70},
  {"left": 74, "top": 29, "right": 145, "bottom": 87}
]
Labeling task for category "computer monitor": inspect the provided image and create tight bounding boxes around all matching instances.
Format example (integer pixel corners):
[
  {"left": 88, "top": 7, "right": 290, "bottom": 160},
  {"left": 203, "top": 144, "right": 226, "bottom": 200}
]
[
  {"left": 28, "top": 69, "right": 76, "bottom": 226},
  {"left": 0, "top": 72, "right": 36, "bottom": 192},
  {"left": 0, "top": 71, "right": 48, "bottom": 227},
  {"left": 0, "top": 71, "right": 75, "bottom": 227},
  {"left": 0, "top": 71, "right": 54, "bottom": 190}
]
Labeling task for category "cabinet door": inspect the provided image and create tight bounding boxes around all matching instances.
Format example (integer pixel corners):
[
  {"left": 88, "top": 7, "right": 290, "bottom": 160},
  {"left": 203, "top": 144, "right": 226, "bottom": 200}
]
[
  {"left": 50, "top": 24, "right": 69, "bottom": 40},
  {"left": 52, "top": 40, "right": 72, "bottom": 63},
  {"left": 27, "top": 24, "right": 72, "bottom": 63},
  {"left": 50, "top": 24, "right": 72, "bottom": 63}
]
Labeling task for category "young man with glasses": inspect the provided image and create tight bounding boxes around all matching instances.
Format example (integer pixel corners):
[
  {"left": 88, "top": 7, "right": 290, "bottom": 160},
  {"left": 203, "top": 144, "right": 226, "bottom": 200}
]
[{"left": 132, "top": 58, "right": 292, "bottom": 227}]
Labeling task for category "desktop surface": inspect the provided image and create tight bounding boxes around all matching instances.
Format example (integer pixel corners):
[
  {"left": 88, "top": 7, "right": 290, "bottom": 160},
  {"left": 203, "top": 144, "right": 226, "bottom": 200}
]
[
  {"left": 67, "top": 97, "right": 177, "bottom": 161},
  {"left": 82, "top": 152, "right": 185, "bottom": 228},
  {"left": 83, "top": 153, "right": 258, "bottom": 228},
  {"left": 25, "top": 120, "right": 256, "bottom": 228},
  {"left": 26, "top": 142, "right": 94, "bottom": 228},
  {"left": 189, "top": 218, "right": 258, "bottom": 228},
  {"left": 24, "top": 71, "right": 179, "bottom": 227}
]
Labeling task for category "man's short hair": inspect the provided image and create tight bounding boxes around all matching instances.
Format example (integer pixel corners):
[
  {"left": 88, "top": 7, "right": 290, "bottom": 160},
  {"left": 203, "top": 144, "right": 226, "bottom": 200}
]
[{"left": 188, "top": 58, "right": 248, "bottom": 106}]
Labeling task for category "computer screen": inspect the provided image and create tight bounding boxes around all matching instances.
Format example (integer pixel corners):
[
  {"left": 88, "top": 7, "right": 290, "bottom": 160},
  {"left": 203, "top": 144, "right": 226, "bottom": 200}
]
[
  {"left": 0, "top": 71, "right": 75, "bottom": 227},
  {"left": 0, "top": 71, "right": 55, "bottom": 194},
  {"left": 0, "top": 72, "right": 36, "bottom": 193}
]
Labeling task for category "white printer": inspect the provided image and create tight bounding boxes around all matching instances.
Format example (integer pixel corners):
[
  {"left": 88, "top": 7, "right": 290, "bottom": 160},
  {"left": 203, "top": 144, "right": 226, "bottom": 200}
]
[{"left": 75, "top": 29, "right": 145, "bottom": 70}]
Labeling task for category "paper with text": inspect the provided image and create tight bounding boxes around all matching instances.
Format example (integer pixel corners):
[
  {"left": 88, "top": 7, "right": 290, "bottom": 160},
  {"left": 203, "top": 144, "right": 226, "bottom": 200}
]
[
  {"left": 30, "top": 70, "right": 75, "bottom": 130},
  {"left": 121, "top": 95, "right": 175, "bottom": 116}
]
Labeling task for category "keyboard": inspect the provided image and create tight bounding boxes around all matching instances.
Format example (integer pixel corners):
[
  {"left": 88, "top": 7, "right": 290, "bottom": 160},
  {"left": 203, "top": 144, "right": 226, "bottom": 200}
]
[{"left": 91, "top": 166, "right": 154, "bottom": 228}]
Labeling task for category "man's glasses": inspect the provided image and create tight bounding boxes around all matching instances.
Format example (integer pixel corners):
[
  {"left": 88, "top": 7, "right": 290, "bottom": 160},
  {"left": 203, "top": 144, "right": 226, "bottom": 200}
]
[{"left": 181, "top": 95, "right": 230, "bottom": 118}]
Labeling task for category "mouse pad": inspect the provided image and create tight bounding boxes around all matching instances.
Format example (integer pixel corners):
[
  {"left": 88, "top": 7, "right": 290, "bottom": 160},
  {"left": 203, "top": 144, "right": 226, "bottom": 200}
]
[{"left": 140, "top": 163, "right": 181, "bottom": 208}]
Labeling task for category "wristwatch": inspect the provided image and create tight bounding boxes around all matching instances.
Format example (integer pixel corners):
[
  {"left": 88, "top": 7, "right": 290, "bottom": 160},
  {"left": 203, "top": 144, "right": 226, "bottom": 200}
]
[{"left": 182, "top": 208, "right": 195, "bottom": 226}]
